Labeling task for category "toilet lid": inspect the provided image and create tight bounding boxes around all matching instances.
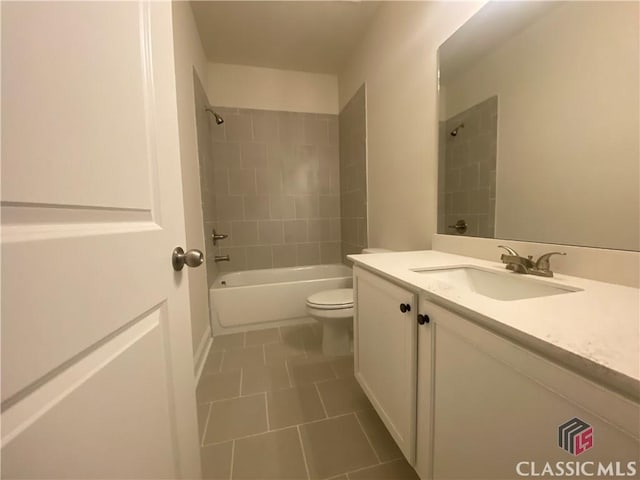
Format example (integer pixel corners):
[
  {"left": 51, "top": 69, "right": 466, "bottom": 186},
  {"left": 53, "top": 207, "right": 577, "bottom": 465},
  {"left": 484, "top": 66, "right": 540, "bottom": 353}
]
[{"left": 306, "top": 288, "right": 353, "bottom": 310}]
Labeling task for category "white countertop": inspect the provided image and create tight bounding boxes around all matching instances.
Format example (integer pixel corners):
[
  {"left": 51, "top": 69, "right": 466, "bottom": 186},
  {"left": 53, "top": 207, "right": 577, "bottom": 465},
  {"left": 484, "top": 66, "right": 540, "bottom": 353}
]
[{"left": 348, "top": 250, "right": 640, "bottom": 399}]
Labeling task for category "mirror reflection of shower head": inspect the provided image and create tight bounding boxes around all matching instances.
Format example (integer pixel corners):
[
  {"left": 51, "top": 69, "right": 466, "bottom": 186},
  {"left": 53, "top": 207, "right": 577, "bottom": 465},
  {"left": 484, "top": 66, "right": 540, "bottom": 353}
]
[
  {"left": 205, "top": 106, "right": 224, "bottom": 125},
  {"left": 450, "top": 123, "right": 464, "bottom": 137}
]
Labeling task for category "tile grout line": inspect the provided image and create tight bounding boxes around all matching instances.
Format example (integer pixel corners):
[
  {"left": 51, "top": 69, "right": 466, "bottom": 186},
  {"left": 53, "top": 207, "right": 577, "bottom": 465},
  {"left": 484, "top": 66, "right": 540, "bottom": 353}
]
[
  {"left": 353, "top": 411, "right": 382, "bottom": 465},
  {"left": 296, "top": 425, "right": 311, "bottom": 480},
  {"left": 219, "top": 349, "right": 226, "bottom": 373},
  {"left": 313, "top": 381, "right": 329, "bottom": 419},
  {"left": 200, "top": 410, "right": 357, "bottom": 449},
  {"left": 284, "top": 357, "right": 293, "bottom": 388},
  {"left": 201, "top": 402, "right": 213, "bottom": 447},
  {"left": 206, "top": 391, "right": 264, "bottom": 406},
  {"left": 201, "top": 424, "right": 297, "bottom": 448},
  {"left": 239, "top": 368, "right": 244, "bottom": 397},
  {"left": 229, "top": 439, "right": 235, "bottom": 480},
  {"left": 264, "top": 391, "right": 271, "bottom": 431},
  {"left": 342, "top": 458, "right": 405, "bottom": 478}
]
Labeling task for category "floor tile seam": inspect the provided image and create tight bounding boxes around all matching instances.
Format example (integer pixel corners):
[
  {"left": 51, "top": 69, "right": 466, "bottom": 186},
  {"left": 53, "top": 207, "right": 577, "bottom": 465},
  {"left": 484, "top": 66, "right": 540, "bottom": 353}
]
[
  {"left": 219, "top": 350, "right": 226, "bottom": 374},
  {"left": 296, "top": 424, "right": 312, "bottom": 480},
  {"left": 198, "top": 368, "right": 237, "bottom": 381},
  {"left": 313, "top": 375, "right": 349, "bottom": 388},
  {"left": 298, "top": 411, "right": 353, "bottom": 429},
  {"left": 205, "top": 391, "right": 264, "bottom": 405},
  {"left": 229, "top": 439, "right": 236, "bottom": 480},
  {"left": 200, "top": 402, "right": 213, "bottom": 447},
  {"left": 353, "top": 409, "right": 382, "bottom": 464},
  {"left": 220, "top": 363, "right": 268, "bottom": 374},
  {"left": 340, "top": 457, "right": 407, "bottom": 479},
  {"left": 313, "top": 382, "right": 329, "bottom": 419},
  {"left": 284, "top": 355, "right": 294, "bottom": 388},
  {"left": 327, "top": 362, "right": 340, "bottom": 378},
  {"left": 264, "top": 391, "right": 271, "bottom": 431},
  {"left": 202, "top": 424, "right": 295, "bottom": 448},
  {"left": 258, "top": 404, "right": 371, "bottom": 434}
]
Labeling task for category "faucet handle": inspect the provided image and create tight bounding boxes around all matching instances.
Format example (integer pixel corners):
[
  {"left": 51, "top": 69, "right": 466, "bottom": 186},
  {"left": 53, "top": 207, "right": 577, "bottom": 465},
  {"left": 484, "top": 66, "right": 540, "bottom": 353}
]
[
  {"left": 498, "top": 245, "right": 520, "bottom": 256},
  {"left": 212, "top": 228, "right": 229, "bottom": 246},
  {"left": 535, "top": 252, "right": 566, "bottom": 272}
]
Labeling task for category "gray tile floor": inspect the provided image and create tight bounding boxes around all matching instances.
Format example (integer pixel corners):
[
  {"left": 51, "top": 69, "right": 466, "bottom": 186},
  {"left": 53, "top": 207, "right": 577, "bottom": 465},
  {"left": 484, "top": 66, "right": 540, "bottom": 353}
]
[{"left": 196, "top": 323, "right": 420, "bottom": 480}]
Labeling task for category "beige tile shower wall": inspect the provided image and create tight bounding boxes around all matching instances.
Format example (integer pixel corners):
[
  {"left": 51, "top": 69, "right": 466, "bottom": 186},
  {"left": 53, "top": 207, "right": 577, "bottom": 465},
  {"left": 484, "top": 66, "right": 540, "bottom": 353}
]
[
  {"left": 204, "top": 107, "right": 341, "bottom": 271},
  {"left": 339, "top": 85, "right": 368, "bottom": 261}
]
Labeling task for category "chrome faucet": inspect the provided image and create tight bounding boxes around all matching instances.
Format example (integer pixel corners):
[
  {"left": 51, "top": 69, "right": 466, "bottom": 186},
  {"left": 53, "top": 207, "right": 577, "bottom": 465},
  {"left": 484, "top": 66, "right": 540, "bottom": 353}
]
[
  {"left": 498, "top": 246, "right": 566, "bottom": 277},
  {"left": 214, "top": 255, "right": 230, "bottom": 262}
]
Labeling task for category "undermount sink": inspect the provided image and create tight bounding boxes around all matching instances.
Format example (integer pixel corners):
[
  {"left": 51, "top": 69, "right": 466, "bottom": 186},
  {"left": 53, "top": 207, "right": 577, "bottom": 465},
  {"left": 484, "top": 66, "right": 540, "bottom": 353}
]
[{"left": 411, "top": 266, "right": 581, "bottom": 301}]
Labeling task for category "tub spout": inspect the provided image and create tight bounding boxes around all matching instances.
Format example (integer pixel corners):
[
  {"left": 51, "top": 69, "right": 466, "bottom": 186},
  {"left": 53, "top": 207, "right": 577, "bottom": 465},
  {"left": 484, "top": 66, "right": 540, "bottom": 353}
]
[{"left": 215, "top": 255, "right": 230, "bottom": 262}]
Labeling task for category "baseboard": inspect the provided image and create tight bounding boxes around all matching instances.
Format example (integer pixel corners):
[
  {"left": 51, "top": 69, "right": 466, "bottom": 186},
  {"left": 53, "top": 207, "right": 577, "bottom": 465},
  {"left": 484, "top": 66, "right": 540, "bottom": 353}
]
[{"left": 194, "top": 324, "right": 212, "bottom": 386}]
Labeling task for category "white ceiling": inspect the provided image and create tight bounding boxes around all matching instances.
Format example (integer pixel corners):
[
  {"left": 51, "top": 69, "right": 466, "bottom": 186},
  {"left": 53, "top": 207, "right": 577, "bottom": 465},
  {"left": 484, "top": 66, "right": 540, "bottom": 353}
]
[{"left": 190, "top": 1, "right": 381, "bottom": 74}]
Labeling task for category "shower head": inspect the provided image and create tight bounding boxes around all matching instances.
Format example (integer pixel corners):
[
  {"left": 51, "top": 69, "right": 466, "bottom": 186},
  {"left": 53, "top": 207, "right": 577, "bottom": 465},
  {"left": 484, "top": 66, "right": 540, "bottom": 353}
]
[
  {"left": 205, "top": 107, "right": 224, "bottom": 125},
  {"left": 450, "top": 123, "right": 464, "bottom": 137}
]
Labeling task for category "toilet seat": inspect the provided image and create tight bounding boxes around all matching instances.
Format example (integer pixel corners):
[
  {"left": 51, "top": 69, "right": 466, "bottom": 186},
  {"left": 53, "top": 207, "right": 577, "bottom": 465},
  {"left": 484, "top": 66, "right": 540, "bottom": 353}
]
[{"left": 306, "top": 288, "right": 353, "bottom": 310}]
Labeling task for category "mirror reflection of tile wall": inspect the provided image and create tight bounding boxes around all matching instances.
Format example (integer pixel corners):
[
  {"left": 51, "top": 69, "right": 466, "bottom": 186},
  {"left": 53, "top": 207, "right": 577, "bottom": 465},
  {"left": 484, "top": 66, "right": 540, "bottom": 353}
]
[
  {"left": 439, "top": 96, "right": 497, "bottom": 238},
  {"left": 203, "top": 107, "right": 341, "bottom": 272}
]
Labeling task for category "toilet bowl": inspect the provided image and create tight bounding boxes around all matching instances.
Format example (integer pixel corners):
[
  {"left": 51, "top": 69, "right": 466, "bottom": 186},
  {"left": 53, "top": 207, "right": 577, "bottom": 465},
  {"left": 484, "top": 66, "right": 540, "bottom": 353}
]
[
  {"left": 306, "top": 288, "right": 354, "bottom": 356},
  {"left": 306, "top": 248, "right": 391, "bottom": 356}
]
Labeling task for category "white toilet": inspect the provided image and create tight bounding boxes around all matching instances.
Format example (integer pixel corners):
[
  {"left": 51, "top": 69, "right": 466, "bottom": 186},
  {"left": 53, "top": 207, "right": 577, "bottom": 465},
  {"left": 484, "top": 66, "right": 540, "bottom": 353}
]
[{"left": 306, "top": 248, "right": 390, "bottom": 356}]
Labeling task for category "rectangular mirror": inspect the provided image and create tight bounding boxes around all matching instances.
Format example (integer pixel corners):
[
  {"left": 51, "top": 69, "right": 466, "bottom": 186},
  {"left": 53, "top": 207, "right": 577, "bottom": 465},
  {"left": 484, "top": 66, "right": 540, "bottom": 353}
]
[{"left": 437, "top": 1, "right": 639, "bottom": 251}]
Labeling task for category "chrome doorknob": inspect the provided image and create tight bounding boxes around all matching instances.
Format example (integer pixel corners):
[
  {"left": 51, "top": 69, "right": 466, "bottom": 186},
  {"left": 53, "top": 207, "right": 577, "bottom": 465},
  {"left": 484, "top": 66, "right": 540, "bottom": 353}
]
[{"left": 172, "top": 247, "right": 204, "bottom": 271}]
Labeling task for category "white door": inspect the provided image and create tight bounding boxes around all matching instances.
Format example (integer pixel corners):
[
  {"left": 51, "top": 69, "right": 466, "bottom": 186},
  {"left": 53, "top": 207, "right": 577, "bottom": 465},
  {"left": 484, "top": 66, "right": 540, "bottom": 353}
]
[{"left": 1, "top": 2, "right": 201, "bottom": 478}]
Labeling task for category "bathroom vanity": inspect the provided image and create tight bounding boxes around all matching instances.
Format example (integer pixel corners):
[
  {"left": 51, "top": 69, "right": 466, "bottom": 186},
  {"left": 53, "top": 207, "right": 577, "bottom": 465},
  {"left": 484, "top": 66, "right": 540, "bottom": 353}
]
[{"left": 349, "top": 250, "right": 640, "bottom": 480}]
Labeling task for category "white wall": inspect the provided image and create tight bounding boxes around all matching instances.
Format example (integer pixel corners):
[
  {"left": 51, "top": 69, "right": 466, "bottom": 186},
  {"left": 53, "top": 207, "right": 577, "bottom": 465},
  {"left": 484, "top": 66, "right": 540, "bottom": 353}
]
[
  {"left": 207, "top": 62, "right": 339, "bottom": 114},
  {"left": 444, "top": 2, "right": 639, "bottom": 251},
  {"left": 339, "top": 2, "right": 486, "bottom": 251},
  {"left": 171, "top": 3, "right": 212, "bottom": 365}
]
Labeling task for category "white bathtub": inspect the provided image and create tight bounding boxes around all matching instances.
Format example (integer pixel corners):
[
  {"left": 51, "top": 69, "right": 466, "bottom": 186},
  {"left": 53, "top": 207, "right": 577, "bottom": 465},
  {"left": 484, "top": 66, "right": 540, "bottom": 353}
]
[{"left": 209, "top": 264, "right": 352, "bottom": 330}]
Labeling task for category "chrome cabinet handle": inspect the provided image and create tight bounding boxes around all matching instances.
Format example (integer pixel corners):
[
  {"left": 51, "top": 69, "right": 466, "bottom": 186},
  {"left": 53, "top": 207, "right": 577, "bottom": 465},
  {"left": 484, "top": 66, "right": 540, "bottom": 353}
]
[{"left": 172, "top": 247, "right": 204, "bottom": 271}]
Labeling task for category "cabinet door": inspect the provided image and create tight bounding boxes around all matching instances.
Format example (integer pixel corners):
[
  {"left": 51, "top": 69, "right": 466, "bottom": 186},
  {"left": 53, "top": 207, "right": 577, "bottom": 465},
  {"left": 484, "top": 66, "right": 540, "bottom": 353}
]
[
  {"left": 423, "top": 299, "right": 640, "bottom": 480},
  {"left": 354, "top": 267, "right": 417, "bottom": 462}
]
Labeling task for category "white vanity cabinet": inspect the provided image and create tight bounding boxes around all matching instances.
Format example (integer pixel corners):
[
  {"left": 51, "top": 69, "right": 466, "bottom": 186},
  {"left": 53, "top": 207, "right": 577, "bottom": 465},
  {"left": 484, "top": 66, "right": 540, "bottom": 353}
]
[
  {"left": 353, "top": 266, "right": 418, "bottom": 462},
  {"left": 417, "top": 297, "right": 640, "bottom": 480}
]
